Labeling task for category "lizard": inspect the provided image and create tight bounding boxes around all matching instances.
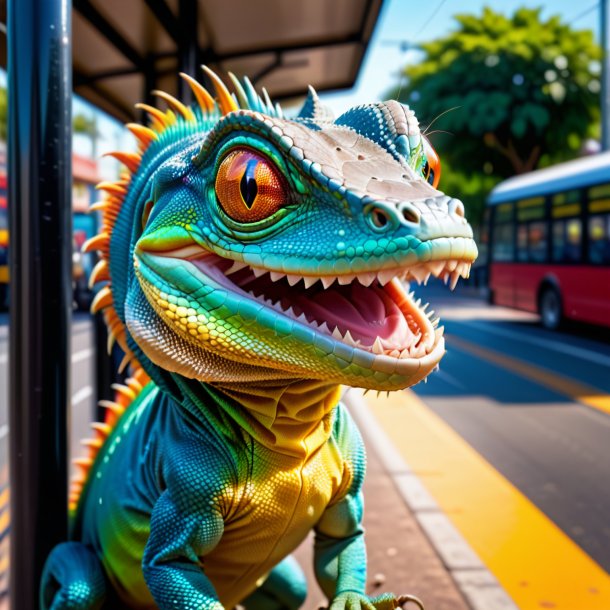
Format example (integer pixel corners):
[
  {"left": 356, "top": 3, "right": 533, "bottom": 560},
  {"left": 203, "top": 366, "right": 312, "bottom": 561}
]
[{"left": 40, "top": 67, "right": 477, "bottom": 610}]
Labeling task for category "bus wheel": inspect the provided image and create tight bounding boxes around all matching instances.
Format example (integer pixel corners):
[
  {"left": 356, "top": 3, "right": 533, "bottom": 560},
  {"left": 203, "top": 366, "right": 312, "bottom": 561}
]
[{"left": 539, "top": 285, "right": 562, "bottom": 330}]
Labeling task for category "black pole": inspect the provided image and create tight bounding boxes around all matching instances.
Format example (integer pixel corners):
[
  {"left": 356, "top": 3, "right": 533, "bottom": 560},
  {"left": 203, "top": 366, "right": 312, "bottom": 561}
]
[
  {"left": 7, "top": 1, "right": 72, "bottom": 608},
  {"left": 178, "top": 0, "right": 199, "bottom": 103}
]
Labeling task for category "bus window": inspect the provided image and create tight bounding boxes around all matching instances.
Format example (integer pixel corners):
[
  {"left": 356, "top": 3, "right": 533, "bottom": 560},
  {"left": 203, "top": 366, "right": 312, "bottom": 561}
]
[
  {"left": 588, "top": 214, "right": 610, "bottom": 265},
  {"left": 552, "top": 218, "right": 582, "bottom": 263},
  {"left": 552, "top": 189, "right": 581, "bottom": 219},
  {"left": 492, "top": 202, "right": 514, "bottom": 262},
  {"left": 517, "top": 224, "right": 528, "bottom": 261},
  {"left": 529, "top": 221, "right": 548, "bottom": 263},
  {"left": 517, "top": 196, "right": 545, "bottom": 221}
]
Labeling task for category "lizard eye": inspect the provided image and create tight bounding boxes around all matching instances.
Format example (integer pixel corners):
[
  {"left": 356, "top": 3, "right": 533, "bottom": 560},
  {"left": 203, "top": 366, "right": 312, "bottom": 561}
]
[
  {"left": 422, "top": 136, "right": 441, "bottom": 189},
  {"left": 215, "top": 148, "right": 286, "bottom": 223}
]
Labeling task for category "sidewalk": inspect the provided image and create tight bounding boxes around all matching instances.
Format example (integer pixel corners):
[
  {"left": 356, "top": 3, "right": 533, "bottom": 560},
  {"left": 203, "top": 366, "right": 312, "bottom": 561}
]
[{"left": 294, "top": 392, "right": 471, "bottom": 610}]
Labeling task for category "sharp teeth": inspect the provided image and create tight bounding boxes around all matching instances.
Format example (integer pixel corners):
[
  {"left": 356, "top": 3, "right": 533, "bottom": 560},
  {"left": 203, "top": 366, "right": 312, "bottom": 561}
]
[
  {"left": 389, "top": 349, "right": 400, "bottom": 358},
  {"left": 432, "top": 317, "right": 440, "bottom": 328},
  {"left": 427, "top": 309, "right": 435, "bottom": 319},
  {"left": 332, "top": 327, "right": 343, "bottom": 340},
  {"left": 435, "top": 326, "right": 445, "bottom": 340},
  {"left": 423, "top": 272, "right": 431, "bottom": 285},
  {"left": 443, "top": 273, "right": 449, "bottom": 285},
  {"left": 321, "top": 276, "right": 336, "bottom": 289},
  {"left": 426, "top": 261, "right": 445, "bottom": 277},
  {"left": 357, "top": 272, "right": 376, "bottom": 287},
  {"left": 297, "top": 313, "right": 308, "bottom": 324},
  {"left": 372, "top": 337, "right": 384, "bottom": 354},
  {"left": 450, "top": 271, "right": 460, "bottom": 290},
  {"left": 303, "top": 276, "right": 318, "bottom": 289},
  {"left": 409, "top": 265, "right": 427, "bottom": 284},
  {"left": 286, "top": 274, "right": 302, "bottom": 286},
  {"left": 337, "top": 274, "right": 355, "bottom": 285},
  {"left": 377, "top": 269, "right": 396, "bottom": 285},
  {"left": 399, "top": 349, "right": 410, "bottom": 359},
  {"left": 447, "top": 260, "right": 458, "bottom": 272},
  {"left": 318, "top": 322, "right": 331, "bottom": 334},
  {"left": 226, "top": 261, "right": 248, "bottom": 275},
  {"left": 343, "top": 330, "right": 358, "bottom": 346},
  {"left": 252, "top": 267, "right": 267, "bottom": 278},
  {"left": 269, "top": 271, "right": 285, "bottom": 282},
  {"left": 421, "top": 302, "right": 429, "bottom": 312}
]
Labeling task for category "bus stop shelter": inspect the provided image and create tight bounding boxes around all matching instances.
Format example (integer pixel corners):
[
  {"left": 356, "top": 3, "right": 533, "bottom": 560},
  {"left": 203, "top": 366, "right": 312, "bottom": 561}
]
[{"left": 3, "top": 0, "right": 383, "bottom": 607}]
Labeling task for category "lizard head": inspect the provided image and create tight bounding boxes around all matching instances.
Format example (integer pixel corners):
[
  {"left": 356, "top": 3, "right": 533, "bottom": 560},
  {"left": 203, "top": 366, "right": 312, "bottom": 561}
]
[
  {"left": 85, "top": 72, "right": 477, "bottom": 390},
  {"left": 90, "top": 71, "right": 477, "bottom": 392}
]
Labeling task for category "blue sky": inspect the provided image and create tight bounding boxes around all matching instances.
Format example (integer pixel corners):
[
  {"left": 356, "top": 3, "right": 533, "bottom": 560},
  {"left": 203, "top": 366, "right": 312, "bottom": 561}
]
[
  {"left": 320, "top": 0, "right": 600, "bottom": 114},
  {"left": 15, "top": 0, "right": 598, "bottom": 178}
]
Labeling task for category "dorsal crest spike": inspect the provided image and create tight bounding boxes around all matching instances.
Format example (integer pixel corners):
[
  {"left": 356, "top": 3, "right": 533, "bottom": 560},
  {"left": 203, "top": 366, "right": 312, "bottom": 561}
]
[
  {"left": 179, "top": 72, "right": 215, "bottom": 113},
  {"left": 261, "top": 87, "right": 274, "bottom": 114},
  {"left": 103, "top": 151, "right": 142, "bottom": 174},
  {"left": 151, "top": 89, "right": 196, "bottom": 122},
  {"left": 201, "top": 65, "right": 239, "bottom": 115},
  {"left": 134, "top": 103, "right": 171, "bottom": 130},
  {"left": 126, "top": 123, "right": 158, "bottom": 148},
  {"left": 228, "top": 72, "right": 249, "bottom": 109}
]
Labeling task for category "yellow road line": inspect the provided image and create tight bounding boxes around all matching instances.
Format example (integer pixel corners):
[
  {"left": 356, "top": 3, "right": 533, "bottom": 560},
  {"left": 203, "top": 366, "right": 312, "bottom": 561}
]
[
  {"left": 367, "top": 390, "right": 610, "bottom": 610},
  {"left": 449, "top": 335, "right": 610, "bottom": 416}
]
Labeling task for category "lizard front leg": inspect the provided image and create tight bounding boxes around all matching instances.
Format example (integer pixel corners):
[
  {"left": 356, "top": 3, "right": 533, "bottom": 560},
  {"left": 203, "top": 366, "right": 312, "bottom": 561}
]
[
  {"left": 143, "top": 488, "right": 225, "bottom": 609},
  {"left": 143, "top": 440, "right": 233, "bottom": 610},
  {"left": 314, "top": 484, "right": 400, "bottom": 610}
]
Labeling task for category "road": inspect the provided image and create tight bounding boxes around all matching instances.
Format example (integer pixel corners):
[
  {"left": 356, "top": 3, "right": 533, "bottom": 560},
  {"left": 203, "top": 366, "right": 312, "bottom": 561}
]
[
  {"left": 1, "top": 288, "right": 610, "bottom": 608},
  {"left": 0, "top": 312, "right": 96, "bottom": 480}
]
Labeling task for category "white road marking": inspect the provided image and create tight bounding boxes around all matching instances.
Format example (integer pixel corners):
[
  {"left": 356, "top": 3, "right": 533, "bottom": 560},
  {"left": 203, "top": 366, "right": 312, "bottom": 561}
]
[
  {"left": 467, "top": 321, "right": 610, "bottom": 368},
  {"left": 434, "top": 369, "right": 467, "bottom": 390},
  {"left": 0, "top": 348, "right": 93, "bottom": 366},
  {"left": 71, "top": 348, "right": 93, "bottom": 364},
  {"left": 71, "top": 385, "right": 93, "bottom": 407}
]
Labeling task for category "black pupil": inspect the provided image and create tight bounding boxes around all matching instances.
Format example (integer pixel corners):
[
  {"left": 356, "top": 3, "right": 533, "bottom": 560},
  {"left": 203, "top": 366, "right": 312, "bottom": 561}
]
[
  {"left": 240, "top": 160, "right": 258, "bottom": 208},
  {"left": 427, "top": 168, "right": 435, "bottom": 185}
]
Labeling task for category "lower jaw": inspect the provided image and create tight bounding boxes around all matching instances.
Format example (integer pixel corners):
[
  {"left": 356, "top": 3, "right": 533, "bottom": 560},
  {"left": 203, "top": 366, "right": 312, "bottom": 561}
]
[{"left": 133, "top": 268, "right": 445, "bottom": 391}]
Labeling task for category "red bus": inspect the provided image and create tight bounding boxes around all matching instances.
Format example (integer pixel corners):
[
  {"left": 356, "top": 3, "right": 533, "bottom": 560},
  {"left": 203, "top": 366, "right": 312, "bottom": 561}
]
[{"left": 486, "top": 152, "right": 610, "bottom": 329}]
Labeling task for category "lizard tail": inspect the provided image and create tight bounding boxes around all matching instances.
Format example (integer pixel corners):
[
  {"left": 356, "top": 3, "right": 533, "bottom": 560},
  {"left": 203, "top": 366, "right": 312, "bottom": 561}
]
[{"left": 40, "top": 541, "right": 107, "bottom": 610}]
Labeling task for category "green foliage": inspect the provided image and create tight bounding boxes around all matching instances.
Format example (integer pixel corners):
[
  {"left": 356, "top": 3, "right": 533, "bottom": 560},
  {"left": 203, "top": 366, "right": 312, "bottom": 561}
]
[{"left": 387, "top": 6, "right": 602, "bottom": 224}]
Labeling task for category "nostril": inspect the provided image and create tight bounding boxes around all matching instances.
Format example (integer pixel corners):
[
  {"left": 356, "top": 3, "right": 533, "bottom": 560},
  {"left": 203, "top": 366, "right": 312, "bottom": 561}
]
[
  {"left": 449, "top": 199, "right": 465, "bottom": 218},
  {"left": 365, "top": 205, "right": 396, "bottom": 232},
  {"left": 369, "top": 207, "right": 391, "bottom": 229},
  {"left": 400, "top": 203, "right": 421, "bottom": 225}
]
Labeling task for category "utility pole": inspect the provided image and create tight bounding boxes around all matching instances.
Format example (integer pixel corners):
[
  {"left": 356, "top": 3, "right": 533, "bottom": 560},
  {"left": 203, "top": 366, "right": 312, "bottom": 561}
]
[{"left": 602, "top": 0, "right": 610, "bottom": 150}]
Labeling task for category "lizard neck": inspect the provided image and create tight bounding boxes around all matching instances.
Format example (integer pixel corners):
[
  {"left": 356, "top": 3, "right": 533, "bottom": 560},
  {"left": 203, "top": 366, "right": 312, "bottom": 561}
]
[{"left": 208, "top": 379, "right": 342, "bottom": 458}]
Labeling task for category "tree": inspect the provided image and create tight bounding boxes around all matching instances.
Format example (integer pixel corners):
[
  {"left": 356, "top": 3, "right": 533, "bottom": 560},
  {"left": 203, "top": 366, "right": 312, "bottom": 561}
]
[
  {"left": 73, "top": 112, "right": 100, "bottom": 157},
  {"left": 388, "top": 7, "right": 601, "bottom": 223}
]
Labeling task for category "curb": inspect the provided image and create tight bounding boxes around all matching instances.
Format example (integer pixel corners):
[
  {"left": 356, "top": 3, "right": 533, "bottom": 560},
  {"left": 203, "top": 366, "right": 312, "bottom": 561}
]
[{"left": 345, "top": 389, "right": 519, "bottom": 610}]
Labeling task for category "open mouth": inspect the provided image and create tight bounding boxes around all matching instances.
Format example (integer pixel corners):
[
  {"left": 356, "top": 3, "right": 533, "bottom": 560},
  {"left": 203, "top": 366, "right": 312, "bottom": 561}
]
[{"left": 141, "top": 244, "right": 473, "bottom": 363}]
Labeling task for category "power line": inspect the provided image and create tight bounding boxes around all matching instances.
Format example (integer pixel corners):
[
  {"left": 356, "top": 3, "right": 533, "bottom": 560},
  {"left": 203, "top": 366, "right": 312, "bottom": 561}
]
[{"left": 569, "top": 2, "right": 599, "bottom": 25}]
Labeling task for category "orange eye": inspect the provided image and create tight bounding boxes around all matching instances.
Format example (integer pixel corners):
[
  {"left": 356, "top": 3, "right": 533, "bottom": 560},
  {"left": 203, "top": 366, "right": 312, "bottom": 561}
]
[
  {"left": 422, "top": 136, "right": 441, "bottom": 189},
  {"left": 215, "top": 149, "right": 286, "bottom": 223}
]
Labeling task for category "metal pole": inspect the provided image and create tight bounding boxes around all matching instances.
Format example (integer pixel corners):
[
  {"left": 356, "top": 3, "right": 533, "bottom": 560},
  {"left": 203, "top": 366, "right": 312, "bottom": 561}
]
[
  {"left": 7, "top": 0, "right": 72, "bottom": 608},
  {"left": 178, "top": 0, "right": 199, "bottom": 103},
  {"left": 602, "top": 0, "right": 610, "bottom": 150}
]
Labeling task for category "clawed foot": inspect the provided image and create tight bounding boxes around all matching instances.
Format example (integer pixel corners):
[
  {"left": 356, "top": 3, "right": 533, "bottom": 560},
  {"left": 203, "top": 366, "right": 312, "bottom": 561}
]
[{"left": 327, "top": 592, "right": 424, "bottom": 610}]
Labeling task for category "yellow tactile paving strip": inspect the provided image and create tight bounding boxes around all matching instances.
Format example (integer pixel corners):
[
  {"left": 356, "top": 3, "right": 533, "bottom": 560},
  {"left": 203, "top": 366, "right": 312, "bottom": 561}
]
[{"left": 367, "top": 390, "right": 610, "bottom": 610}]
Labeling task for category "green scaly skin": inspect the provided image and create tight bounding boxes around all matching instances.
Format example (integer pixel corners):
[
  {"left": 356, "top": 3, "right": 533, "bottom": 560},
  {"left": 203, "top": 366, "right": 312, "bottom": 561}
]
[{"left": 40, "top": 74, "right": 476, "bottom": 610}]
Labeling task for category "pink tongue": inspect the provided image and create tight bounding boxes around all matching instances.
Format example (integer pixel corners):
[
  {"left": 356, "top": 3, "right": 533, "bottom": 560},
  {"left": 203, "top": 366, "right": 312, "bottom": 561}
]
[{"left": 292, "top": 283, "right": 413, "bottom": 348}]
